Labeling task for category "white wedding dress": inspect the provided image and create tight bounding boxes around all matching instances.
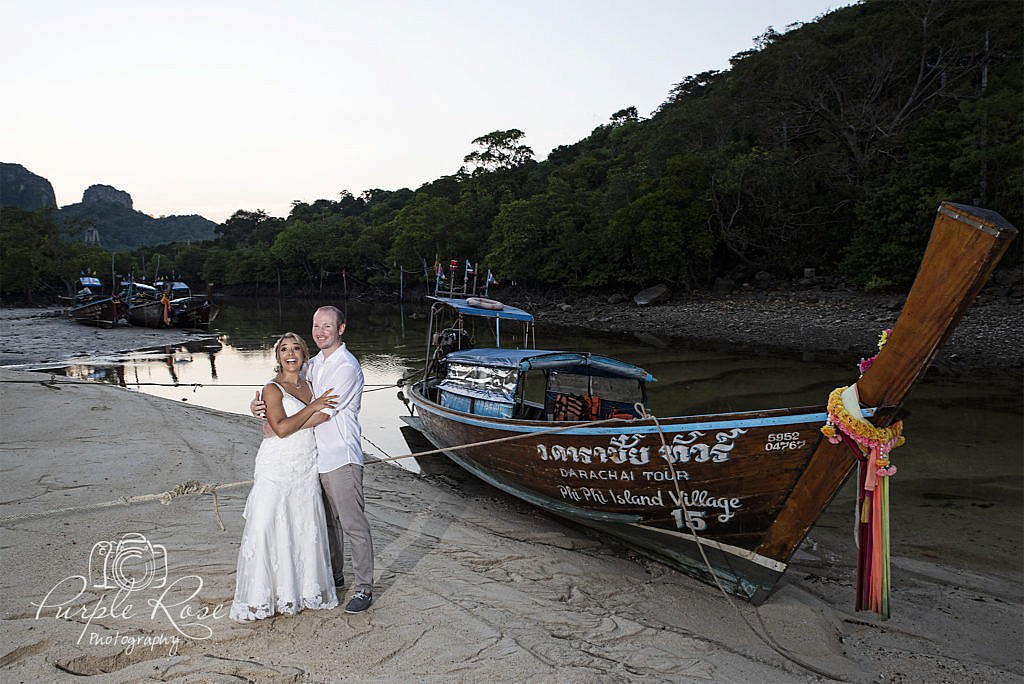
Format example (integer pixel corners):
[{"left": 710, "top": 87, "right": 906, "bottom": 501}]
[{"left": 230, "top": 383, "right": 337, "bottom": 621}]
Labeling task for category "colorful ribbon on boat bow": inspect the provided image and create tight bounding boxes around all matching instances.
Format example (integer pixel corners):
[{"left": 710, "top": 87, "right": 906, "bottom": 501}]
[
  {"left": 821, "top": 385, "right": 904, "bottom": 619},
  {"left": 161, "top": 292, "right": 171, "bottom": 326}
]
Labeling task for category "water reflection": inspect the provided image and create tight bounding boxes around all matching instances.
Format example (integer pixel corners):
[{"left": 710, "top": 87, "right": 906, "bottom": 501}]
[{"left": 64, "top": 362, "right": 126, "bottom": 386}]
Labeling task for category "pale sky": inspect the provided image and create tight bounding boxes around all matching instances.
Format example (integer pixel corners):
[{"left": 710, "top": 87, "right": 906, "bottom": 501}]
[{"left": 3, "top": 1, "right": 849, "bottom": 223}]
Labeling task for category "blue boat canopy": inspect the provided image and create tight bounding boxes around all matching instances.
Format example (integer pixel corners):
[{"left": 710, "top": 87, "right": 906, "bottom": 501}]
[
  {"left": 156, "top": 281, "right": 190, "bottom": 291},
  {"left": 443, "top": 348, "right": 656, "bottom": 383},
  {"left": 429, "top": 296, "right": 534, "bottom": 322}
]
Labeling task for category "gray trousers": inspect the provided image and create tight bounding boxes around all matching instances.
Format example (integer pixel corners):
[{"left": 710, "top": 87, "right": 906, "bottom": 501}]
[{"left": 319, "top": 464, "right": 374, "bottom": 593}]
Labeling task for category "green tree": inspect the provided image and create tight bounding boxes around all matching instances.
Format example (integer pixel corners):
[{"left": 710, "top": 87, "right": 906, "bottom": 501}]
[{"left": 463, "top": 129, "right": 535, "bottom": 173}]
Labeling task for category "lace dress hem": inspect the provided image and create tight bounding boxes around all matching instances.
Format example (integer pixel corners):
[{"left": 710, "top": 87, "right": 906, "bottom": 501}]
[{"left": 230, "top": 591, "right": 338, "bottom": 622}]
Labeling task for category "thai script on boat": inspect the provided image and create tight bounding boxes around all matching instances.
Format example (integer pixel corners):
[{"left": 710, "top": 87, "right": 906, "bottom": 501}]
[
  {"left": 538, "top": 434, "right": 650, "bottom": 465},
  {"left": 656, "top": 429, "right": 747, "bottom": 463},
  {"left": 537, "top": 429, "right": 748, "bottom": 467}
]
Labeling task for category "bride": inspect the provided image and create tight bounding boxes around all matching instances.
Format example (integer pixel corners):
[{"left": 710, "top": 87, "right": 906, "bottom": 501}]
[{"left": 230, "top": 332, "right": 339, "bottom": 622}]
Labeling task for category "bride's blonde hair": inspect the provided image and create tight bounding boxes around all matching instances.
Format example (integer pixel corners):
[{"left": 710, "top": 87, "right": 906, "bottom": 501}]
[{"left": 273, "top": 332, "right": 310, "bottom": 373}]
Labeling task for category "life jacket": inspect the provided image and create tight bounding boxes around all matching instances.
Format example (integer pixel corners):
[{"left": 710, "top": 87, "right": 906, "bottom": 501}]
[{"left": 553, "top": 394, "right": 601, "bottom": 421}]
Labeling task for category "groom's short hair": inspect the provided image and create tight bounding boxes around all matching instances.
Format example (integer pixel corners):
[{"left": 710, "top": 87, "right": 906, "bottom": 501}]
[{"left": 316, "top": 305, "right": 346, "bottom": 327}]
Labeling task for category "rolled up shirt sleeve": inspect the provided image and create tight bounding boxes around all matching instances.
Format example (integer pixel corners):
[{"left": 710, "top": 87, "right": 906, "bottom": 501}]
[{"left": 306, "top": 345, "right": 365, "bottom": 471}]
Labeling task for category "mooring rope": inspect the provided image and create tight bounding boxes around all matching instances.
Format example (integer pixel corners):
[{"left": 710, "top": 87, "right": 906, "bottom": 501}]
[
  {"left": 0, "top": 377, "right": 398, "bottom": 392},
  {"left": 636, "top": 404, "right": 845, "bottom": 681},
  {"left": 0, "top": 420, "right": 623, "bottom": 526},
  {"left": 366, "top": 415, "right": 630, "bottom": 463},
  {"left": 0, "top": 479, "right": 253, "bottom": 530}
]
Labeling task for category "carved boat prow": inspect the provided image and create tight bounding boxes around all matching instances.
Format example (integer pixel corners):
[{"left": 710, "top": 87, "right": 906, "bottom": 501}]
[{"left": 757, "top": 203, "right": 1018, "bottom": 565}]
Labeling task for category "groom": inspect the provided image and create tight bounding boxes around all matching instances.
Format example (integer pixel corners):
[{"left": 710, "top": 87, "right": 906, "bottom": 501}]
[{"left": 252, "top": 305, "right": 374, "bottom": 613}]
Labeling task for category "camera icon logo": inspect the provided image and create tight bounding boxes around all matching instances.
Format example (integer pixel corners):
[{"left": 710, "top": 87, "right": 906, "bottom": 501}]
[{"left": 88, "top": 532, "right": 168, "bottom": 591}]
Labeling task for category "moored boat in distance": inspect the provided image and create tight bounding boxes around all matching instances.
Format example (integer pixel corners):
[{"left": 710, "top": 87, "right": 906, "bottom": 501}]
[
  {"left": 67, "top": 276, "right": 124, "bottom": 328},
  {"left": 124, "top": 279, "right": 218, "bottom": 330},
  {"left": 124, "top": 281, "right": 170, "bottom": 327},
  {"left": 155, "top": 280, "right": 218, "bottom": 330},
  {"left": 397, "top": 203, "right": 1018, "bottom": 606}
]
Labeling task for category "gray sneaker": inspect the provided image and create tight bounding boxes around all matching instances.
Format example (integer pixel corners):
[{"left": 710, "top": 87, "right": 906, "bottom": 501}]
[{"left": 345, "top": 591, "right": 373, "bottom": 614}]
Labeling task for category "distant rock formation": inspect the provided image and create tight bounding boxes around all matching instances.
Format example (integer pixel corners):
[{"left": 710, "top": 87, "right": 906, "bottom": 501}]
[
  {"left": 3, "top": 163, "right": 218, "bottom": 249},
  {"left": 0, "top": 162, "right": 57, "bottom": 211},
  {"left": 82, "top": 184, "right": 133, "bottom": 210}
]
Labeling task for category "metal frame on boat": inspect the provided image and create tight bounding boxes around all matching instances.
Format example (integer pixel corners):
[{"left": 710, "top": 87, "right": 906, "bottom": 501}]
[{"left": 398, "top": 203, "right": 1018, "bottom": 604}]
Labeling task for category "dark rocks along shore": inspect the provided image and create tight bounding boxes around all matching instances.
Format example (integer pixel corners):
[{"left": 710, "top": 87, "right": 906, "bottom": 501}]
[{"left": 511, "top": 271, "right": 1023, "bottom": 386}]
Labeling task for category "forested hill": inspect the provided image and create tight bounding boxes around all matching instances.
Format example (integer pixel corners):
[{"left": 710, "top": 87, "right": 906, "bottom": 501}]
[
  {"left": 57, "top": 200, "right": 217, "bottom": 251},
  {"left": 205, "top": 0, "right": 1021, "bottom": 292},
  {"left": 2, "top": 0, "right": 1021, "bottom": 301}
]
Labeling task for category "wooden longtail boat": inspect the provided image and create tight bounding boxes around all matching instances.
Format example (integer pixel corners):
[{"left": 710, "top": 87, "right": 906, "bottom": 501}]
[
  {"left": 125, "top": 282, "right": 170, "bottom": 328},
  {"left": 68, "top": 276, "right": 124, "bottom": 328},
  {"left": 125, "top": 280, "right": 218, "bottom": 329},
  {"left": 170, "top": 297, "right": 217, "bottom": 329},
  {"left": 155, "top": 280, "right": 218, "bottom": 330},
  {"left": 398, "top": 203, "right": 1017, "bottom": 603},
  {"left": 69, "top": 297, "right": 123, "bottom": 327}
]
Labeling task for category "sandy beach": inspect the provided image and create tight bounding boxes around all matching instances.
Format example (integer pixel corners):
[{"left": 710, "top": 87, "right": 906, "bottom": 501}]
[{"left": 1, "top": 307, "right": 1021, "bottom": 682}]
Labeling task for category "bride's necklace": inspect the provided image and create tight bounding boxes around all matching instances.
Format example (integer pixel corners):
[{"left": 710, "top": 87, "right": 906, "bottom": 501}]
[{"left": 278, "top": 375, "right": 305, "bottom": 391}]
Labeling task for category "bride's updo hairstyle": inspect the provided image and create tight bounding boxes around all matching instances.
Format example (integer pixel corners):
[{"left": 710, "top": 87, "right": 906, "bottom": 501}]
[{"left": 273, "top": 332, "right": 310, "bottom": 373}]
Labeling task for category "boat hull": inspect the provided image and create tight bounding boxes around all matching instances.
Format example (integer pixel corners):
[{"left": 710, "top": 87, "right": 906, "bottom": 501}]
[
  {"left": 171, "top": 297, "right": 217, "bottom": 329},
  {"left": 403, "top": 390, "right": 839, "bottom": 601},
  {"left": 69, "top": 298, "right": 122, "bottom": 328},
  {"left": 127, "top": 301, "right": 169, "bottom": 327}
]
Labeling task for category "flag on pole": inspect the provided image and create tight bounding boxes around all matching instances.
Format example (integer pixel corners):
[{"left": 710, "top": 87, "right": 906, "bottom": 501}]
[
  {"left": 433, "top": 262, "right": 444, "bottom": 294},
  {"left": 486, "top": 269, "right": 497, "bottom": 286}
]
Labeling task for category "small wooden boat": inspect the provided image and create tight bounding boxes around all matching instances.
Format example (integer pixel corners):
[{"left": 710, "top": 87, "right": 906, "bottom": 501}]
[
  {"left": 125, "top": 282, "right": 170, "bottom": 328},
  {"left": 67, "top": 276, "right": 124, "bottom": 328},
  {"left": 398, "top": 203, "right": 1017, "bottom": 605},
  {"left": 125, "top": 280, "right": 218, "bottom": 329}
]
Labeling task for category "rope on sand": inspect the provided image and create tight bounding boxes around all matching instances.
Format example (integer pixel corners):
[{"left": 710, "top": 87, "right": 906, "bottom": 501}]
[
  {"left": 0, "top": 377, "right": 398, "bottom": 392},
  {"left": 0, "top": 479, "right": 253, "bottom": 530},
  {"left": 1, "top": 420, "right": 625, "bottom": 527},
  {"left": 362, "top": 415, "right": 630, "bottom": 463}
]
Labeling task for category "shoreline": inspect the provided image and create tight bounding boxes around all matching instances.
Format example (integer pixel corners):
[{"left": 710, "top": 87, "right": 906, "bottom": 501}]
[
  {"left": 0, "top": 307, "right": 217, "bottom": 369},
  {"left": 7, "top": 279, "right": 1021, "bottom": 379},
  {"left": 519, "top": 285, "right": 1024, "bottom": 385}
]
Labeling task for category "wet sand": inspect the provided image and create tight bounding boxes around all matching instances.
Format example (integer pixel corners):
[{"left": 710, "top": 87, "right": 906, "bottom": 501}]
[{"left": 1, "top": 308, "right": 1021, "bottom": 682}]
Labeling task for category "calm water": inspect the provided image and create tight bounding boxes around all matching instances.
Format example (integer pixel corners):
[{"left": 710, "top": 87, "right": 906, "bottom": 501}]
[{"left": 35, "top": 297, "right": 1024, "bottom": 576}]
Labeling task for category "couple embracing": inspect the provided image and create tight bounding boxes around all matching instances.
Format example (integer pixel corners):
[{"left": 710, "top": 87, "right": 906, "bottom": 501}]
[{"left": 229, "top": 305, "right": 375, "bottom": 621}]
